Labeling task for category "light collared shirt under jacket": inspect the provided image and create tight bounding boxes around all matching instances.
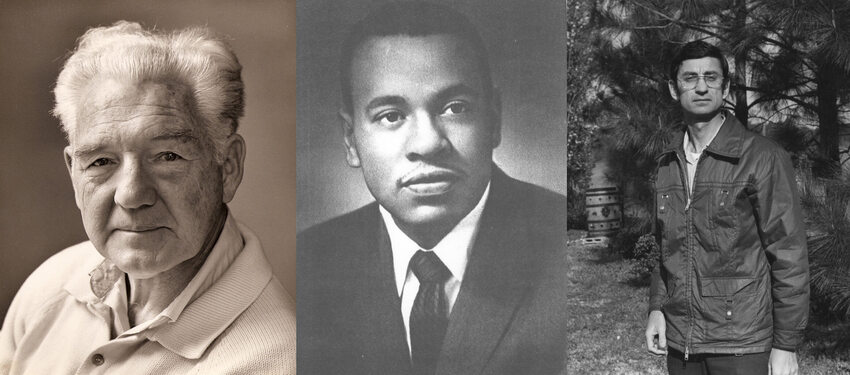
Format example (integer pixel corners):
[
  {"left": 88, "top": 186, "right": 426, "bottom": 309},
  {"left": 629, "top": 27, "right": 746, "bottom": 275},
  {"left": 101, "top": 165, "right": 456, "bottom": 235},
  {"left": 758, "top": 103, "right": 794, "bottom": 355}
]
[
  {"left": 0, "top": 213, "right": 295, "bottom": 374},
  {"left": 682, "top": 114, "right": 723, "bottom": 201}
]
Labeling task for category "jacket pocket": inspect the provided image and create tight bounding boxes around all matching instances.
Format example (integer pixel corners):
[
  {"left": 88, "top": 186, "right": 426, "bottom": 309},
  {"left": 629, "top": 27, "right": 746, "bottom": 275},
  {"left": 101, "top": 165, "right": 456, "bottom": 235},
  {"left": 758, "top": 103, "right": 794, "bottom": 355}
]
[
  {"left": 708, "top": 186, "right": 742, "bottom": 253},
  {"left": 656, "top": 189, "right": 682, "bottom": 255},
  {"left": 698, "top": 277, "right": 760, "bottom": 342}
]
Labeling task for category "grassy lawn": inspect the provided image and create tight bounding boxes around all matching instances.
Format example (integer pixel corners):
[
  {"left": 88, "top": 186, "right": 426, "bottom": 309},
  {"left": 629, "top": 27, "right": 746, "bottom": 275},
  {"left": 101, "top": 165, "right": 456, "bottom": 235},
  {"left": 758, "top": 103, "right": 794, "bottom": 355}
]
[{"left": 562, "top": 230, "right": 850, "bottom": 374}]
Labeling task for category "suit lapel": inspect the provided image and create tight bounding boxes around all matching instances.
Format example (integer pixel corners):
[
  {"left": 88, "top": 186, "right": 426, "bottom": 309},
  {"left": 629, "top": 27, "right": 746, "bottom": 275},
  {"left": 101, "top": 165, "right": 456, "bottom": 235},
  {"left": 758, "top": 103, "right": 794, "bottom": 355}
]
[
  {"left": 348, "top": 207, "right": 412, "bottom": 374},
  {"left": 437, "top": 170, "right": 537, "bottom": 375}
]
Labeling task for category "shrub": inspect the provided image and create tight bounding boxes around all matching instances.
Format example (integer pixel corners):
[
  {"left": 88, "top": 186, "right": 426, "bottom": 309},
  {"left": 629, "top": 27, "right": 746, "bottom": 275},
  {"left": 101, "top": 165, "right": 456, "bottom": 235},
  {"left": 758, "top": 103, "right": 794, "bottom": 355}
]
[
  {"left": 609, "top": 213, "right": 652, "bottom": 259},
  {"left": 628, "top": 233, "right": 660, "bottom": 284}
]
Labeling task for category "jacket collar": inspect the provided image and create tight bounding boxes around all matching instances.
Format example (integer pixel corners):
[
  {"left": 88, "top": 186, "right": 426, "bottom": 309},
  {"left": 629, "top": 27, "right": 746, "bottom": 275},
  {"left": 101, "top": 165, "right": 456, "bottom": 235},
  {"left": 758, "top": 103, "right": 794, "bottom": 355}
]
[{"left": 659, "top": 111, "right": 746, "bottom": 160}]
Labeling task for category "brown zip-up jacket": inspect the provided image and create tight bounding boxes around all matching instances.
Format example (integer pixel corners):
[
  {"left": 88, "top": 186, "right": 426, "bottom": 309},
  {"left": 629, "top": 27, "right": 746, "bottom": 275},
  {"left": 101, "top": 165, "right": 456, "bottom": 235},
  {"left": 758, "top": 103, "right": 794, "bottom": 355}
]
[{"left": 650, "top": 113, "right": 809, "bottom": 357}]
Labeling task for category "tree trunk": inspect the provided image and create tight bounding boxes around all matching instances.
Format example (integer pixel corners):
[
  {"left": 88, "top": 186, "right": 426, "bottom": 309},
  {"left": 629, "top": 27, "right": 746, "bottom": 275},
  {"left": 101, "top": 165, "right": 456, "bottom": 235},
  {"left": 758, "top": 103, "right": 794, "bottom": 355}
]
[
  {"left": 732, "top": 0, "right": 750, "bottom": 128},
  {"left": 815, "top": 60, "right": 840, "bottom": 175}
]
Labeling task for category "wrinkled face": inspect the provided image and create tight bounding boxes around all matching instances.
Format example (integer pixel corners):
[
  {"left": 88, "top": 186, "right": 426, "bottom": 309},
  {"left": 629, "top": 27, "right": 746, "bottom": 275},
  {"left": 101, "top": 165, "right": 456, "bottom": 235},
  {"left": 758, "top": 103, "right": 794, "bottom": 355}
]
[
  {"left": 341, "top": 34, "right": 500, "bottom": 233},
  {"left": 669, "top": 57, "right": 729, "bottom": 119},
  {"left": 65, "top": 79, "right": 224, "bottom": 279}
]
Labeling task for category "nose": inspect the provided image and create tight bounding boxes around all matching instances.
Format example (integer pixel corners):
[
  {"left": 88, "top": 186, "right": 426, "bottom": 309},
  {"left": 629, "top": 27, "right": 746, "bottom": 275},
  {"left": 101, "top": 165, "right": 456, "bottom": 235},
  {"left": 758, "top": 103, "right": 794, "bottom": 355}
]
[
  {"left": 114, "top": 158, "right": 157, "bottom": 209},
  {"left": 694, "top": 76, "right": 709, "bottom": 94},
  {"left": 405, "top": 111, "right": 449, "bottom": 161}
]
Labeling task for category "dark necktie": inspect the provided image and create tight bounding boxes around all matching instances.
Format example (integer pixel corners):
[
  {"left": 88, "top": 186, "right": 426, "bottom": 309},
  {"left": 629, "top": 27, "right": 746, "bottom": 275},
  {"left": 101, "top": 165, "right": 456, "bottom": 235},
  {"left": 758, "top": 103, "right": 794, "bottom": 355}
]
[{"left": 409, "top": 250, "right": 452, "bottom": 375}]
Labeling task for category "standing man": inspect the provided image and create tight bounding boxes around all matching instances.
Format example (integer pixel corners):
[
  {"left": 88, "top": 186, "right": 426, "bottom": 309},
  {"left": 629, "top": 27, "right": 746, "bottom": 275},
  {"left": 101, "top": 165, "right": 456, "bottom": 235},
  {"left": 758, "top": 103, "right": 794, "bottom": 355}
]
[
  {"left": 0, "top": 21, "right": 295, "bottom": 374},
  {"left": 298, "top": 2, "right": 571, "bottom": 374},
  {"left": 645, "top": 40, "right": 809, "bottom": 375}
]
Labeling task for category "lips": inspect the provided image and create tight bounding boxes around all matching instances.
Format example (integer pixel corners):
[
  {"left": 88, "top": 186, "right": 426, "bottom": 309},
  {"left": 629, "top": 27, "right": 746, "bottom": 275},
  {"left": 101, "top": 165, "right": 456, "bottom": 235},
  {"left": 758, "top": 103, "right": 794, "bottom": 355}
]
[
  {"left": 113, "top": 224, "right": 166, "bottom": 233},
  {"left": 399, "top": 168, "right": 463, "bottom": 195},
  {"left": 119, "top": 227, "right": 161, "bottom": 232}
]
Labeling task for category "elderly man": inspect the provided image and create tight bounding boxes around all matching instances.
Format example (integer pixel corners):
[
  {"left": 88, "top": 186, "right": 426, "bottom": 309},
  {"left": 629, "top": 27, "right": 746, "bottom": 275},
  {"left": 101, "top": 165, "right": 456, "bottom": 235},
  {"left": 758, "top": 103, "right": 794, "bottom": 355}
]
[
  {"left": 0, "top": 22, "right": 295, "bottom": 374},
  {"left": 298, "top": 2, "right": 571, "bottom": 375}
]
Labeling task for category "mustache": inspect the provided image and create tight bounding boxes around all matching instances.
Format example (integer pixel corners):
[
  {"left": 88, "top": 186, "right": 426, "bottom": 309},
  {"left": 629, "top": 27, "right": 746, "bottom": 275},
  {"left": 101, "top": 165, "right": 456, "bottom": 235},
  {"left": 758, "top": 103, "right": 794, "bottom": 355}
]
[{"left": 398, "top": 164, "right": 466, "bottom": 187}]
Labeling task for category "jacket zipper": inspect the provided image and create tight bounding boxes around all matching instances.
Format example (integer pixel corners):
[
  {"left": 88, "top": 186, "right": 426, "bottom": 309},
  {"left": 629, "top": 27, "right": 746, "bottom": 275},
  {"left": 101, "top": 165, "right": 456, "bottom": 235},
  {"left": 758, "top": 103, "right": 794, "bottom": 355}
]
[{"left": 674, "top": 150, "right": 702, "bottom": 361}]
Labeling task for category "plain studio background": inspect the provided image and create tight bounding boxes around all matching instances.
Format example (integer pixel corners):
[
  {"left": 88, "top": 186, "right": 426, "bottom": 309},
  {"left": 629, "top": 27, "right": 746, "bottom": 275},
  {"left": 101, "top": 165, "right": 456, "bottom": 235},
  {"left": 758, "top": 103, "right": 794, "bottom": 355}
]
[
  {"left": 0, "top": 0, "right": 296, "bottom": 321},
  {"left": 296, "top": 0, "right": 568, "bottom": 232}
]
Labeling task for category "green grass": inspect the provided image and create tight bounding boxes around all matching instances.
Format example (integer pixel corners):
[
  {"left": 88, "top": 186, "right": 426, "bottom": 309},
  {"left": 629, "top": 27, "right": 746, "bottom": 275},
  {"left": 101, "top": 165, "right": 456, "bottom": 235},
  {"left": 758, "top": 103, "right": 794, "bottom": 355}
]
[{"left": 562, "top": 230, "right": 850, "bottom": 374}]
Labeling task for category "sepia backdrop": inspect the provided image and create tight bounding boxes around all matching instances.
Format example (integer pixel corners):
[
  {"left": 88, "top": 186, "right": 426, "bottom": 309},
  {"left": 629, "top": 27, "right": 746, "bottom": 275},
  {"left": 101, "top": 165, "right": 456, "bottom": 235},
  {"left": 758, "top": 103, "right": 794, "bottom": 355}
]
[
  {"left": 296, "top": 0, "right": 569, "bottom": 232},
  {"left": 0, "top": 0, "right": 296, "bottom": 320}
]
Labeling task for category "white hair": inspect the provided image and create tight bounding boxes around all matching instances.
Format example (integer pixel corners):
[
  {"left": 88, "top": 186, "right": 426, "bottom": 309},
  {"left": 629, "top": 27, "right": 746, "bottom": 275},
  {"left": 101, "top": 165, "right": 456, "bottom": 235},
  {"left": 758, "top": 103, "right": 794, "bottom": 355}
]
[{"left": 53, "top": 21, "right": 244, "bottom": 161}]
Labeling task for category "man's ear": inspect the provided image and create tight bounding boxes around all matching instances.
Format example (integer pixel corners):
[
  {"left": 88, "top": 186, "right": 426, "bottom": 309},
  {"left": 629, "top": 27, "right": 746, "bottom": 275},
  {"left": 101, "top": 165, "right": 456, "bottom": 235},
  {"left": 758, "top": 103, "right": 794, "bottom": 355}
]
[
  {"left": 489, "top": 88, "right": 502, "bottom": 149},
  {"left": 63, "top": 145, "right": 74, "bottom": 175},
  {"left": 722, "top": 79, "right": 731, "bottom": 99},
  {"left": 220, "top": 133, "right": 246, "bottom": 204},
  {"left": 668, "top": 80, "right": 679, "bottom": 101},
  {"left": 339, "top": 108, "right": 361, "bottom": 168},
  {"left": 63, "top": 145, "right": 83, "bottom": 208}
]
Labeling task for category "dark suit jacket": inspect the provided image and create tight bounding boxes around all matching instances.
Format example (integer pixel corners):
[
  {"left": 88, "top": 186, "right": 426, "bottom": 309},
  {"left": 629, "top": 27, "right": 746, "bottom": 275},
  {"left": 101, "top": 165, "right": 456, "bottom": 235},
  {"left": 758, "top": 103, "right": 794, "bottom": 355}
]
[{"left": 297, "top": 168, "right": 571, "bottom": 375}]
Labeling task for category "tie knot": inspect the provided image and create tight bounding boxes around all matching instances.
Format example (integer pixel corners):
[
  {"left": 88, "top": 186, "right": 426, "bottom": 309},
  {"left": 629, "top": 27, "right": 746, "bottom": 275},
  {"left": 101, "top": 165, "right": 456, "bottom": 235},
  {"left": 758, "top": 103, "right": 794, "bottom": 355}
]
[{"left": 410, "top": 250, "right": 451, "bottom": 284}]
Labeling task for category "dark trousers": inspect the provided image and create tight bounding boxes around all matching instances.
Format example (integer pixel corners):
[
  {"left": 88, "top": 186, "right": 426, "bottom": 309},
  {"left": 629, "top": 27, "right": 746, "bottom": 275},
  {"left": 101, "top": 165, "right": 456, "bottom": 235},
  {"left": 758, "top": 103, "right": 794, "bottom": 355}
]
[{"left": 666, "top": 348, "right": 770, "bottom": 375}]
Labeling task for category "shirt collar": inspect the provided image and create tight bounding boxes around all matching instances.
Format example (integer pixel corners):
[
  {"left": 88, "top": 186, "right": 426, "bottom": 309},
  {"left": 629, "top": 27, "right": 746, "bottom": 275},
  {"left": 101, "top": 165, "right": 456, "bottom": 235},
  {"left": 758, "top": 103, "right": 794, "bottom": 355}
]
[
  {"left": 683, "top": 112, "right": 724, "bottom": 163},
  {"left": 380, "top": 182, "right": 491, "bottom": 296},
  {"left": 147, "top": 210, "right": 244, "bottom": 327},
  {"left": 147, "top": 219, "right": 272, "bottom": 359},
  {"left": 64, "top": 212, "right": 273, "bottom": 359}
]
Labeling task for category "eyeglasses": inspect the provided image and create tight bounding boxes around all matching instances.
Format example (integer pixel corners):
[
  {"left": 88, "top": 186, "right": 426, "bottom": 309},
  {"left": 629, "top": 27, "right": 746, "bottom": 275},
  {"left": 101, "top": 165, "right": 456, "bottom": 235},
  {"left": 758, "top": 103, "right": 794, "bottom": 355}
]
[{"left": 676, "top": 74, "right": 725, "bottom": 90}]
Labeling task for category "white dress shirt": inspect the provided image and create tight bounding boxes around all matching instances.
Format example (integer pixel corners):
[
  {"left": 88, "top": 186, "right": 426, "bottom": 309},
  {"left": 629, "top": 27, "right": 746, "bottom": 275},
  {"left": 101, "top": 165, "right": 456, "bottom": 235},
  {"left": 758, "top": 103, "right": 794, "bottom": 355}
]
[{"left": 379, "top": 182, "right": 491, "bottom": 356}]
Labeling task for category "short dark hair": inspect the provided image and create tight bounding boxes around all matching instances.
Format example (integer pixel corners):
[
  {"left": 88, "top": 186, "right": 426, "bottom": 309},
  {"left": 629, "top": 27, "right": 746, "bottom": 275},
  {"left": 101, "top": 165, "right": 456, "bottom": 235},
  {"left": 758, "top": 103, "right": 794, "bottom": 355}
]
[
  {"left": 669, "top": 40, "right": 729, "bottom": 81},
  {"left": 339, "top": 1, "right": 493, "bottom": 113}
]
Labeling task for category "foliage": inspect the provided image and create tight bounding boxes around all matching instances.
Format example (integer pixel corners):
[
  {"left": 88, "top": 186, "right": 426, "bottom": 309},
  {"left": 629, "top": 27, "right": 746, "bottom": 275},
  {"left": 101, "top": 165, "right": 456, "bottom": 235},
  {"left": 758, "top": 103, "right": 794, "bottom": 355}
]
[
  {"left": 799, "top": 172, "right": 850, "bottom": 321},
  {"left": 628, "top": 233, "right": 660, "bottom": 284},
  {"left": 609, "top": 215, "right": 651, "bottom": 259},
  {"left": 567, "top": 122, "right": 596, "bottom": 229},
  {"left": 567, "top": 0, "right": 599, "bottom": 229}
]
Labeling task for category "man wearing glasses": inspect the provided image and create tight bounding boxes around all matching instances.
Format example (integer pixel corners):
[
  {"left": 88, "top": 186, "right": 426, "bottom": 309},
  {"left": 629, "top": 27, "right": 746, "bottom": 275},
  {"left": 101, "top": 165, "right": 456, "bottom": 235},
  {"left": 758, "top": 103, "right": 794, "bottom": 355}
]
[{"left": 644, "top": 41, "right": 809, "bottom": 375}]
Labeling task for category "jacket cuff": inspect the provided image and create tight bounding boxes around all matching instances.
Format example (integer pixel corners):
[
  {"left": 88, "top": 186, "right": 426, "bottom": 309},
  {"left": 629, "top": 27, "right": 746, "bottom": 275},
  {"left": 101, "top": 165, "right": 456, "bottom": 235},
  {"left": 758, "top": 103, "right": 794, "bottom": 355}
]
[
  {"left": 647, "top": 296, "right": 664, "bottom": 315},
  {"left": 772, "top": 344, "right": 797, "bottom": 352},
  {"left": 773, "top": 328, "right": 804, "bottom": 352}
]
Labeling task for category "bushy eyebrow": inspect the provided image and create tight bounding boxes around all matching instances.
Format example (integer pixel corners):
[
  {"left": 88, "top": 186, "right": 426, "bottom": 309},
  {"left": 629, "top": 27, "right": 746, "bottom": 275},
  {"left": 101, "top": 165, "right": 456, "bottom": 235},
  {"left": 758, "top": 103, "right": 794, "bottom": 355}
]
[
  {"left": 72, "top": 129, "right": 201, "bottom": 159},
  {"left": 151, "top": 129, "right": 200, "bottom": 144},
  {"left": 73, "top": 144, "right": 105, "bottom": 159}
]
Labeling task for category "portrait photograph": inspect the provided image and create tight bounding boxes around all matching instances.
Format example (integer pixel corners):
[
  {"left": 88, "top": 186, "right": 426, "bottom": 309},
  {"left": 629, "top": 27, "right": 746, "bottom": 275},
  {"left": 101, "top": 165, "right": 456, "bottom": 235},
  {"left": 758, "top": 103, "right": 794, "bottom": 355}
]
[
  {"left": 568, "top": 0, "right": 850, "bottom": 373},
  {"left": 296, "top": 0, "right": 571, "bottom": 374},
  {"left": 0, "top": 0, "right": 296, "bottom": 373}
]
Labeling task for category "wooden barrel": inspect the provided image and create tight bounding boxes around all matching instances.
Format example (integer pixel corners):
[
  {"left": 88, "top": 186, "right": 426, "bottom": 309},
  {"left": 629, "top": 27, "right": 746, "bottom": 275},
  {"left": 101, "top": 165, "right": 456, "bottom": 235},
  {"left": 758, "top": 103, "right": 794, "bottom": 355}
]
[{"left": 585, "top": 187, "right": 622, "bottom": 237}]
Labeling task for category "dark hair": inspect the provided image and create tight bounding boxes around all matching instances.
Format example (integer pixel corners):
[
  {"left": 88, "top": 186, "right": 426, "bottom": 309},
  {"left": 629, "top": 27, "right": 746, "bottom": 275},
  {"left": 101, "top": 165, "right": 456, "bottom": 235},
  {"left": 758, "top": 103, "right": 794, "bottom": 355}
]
[
  {"left": 339, "top": 1, "right": 492, "bottom": 112},
  {"left": 669, "top": 40, "right": 729, "bottom": 81}
]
